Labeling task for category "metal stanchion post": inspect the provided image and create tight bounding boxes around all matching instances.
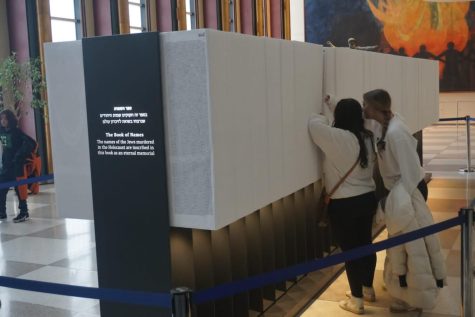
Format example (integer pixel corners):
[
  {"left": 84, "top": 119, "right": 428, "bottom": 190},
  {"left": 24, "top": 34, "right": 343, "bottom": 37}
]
[
  {"left": 459, "top": 116, "right": 475, "bottom": 173},
  {"left": 460, "top": 208, "right": 473, "bottom": 317},
  {"left": 171, "top": 287, "right": 192, "bottom": 317}
]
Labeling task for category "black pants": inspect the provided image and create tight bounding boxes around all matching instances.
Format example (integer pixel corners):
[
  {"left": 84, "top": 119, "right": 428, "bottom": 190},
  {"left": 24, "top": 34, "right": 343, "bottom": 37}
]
[
  {"left": 417, "top": 179, "right": 428, "bottom": 201},
  {"left": 328, "top": 191, "right": 377, "bottom": 298},
  {"left": 0, "top": 172, "right": 28, "bottom": 216}
]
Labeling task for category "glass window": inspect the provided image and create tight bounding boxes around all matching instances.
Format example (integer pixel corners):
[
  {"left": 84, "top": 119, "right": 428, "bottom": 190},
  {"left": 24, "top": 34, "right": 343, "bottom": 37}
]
[
  {"left": 51, "top": 20, "right": 77, "bottom": 42},
  {"left": 129, "top": 0, "right": 146, "bottom": 32},
  {"left": 129, "top": 3, "right": 142, "bottom": 28},
  {"left": 186, "top": 0, "right": 192, "bottom": 30},
  {"left": 49, "top": 0, "right": 80, "bottom": 42},
  {"left": 177, "top": 0, "right": 196, "bottom": 30},
  {"left": 49, "top": 0, "right": 75, "bottom": 19}
]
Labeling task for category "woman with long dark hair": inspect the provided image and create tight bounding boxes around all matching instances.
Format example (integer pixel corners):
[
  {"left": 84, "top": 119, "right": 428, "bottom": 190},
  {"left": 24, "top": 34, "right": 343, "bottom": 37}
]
[{"left": 308, "top": 98, "right": 377, "bottom": 314}]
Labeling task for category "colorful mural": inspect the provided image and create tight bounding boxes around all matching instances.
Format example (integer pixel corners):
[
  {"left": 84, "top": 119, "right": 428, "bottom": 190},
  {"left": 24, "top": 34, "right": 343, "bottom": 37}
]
[{"left": 305, "top": 0, "right": 475, "bottom": 91}]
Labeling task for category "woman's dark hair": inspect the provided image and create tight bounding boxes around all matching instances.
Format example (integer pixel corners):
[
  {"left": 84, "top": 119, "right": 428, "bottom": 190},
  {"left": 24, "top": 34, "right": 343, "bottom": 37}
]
[
  {"left": 333, "top": 98, "right": 373, "bottom": 168},
  {"left": 0, "top": 109, "right": 18, "bottom": 129}
]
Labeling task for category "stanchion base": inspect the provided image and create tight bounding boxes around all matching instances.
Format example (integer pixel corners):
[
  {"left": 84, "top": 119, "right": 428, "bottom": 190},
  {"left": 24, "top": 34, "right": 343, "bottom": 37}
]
[{"left": 459, "top": 168, "right": 475, "bottom": 173}]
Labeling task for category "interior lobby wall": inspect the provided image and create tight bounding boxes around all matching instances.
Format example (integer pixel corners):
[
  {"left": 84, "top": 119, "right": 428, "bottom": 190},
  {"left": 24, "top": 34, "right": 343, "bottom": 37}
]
[{"left": 439, "top": 92, "right": 475, "bottom": 119}]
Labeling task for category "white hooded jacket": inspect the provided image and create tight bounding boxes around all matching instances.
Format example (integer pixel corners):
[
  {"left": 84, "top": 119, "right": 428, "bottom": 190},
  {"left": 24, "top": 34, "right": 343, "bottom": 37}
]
[{"left": 383, "top": 182, "right": 447, "bottom": 309}]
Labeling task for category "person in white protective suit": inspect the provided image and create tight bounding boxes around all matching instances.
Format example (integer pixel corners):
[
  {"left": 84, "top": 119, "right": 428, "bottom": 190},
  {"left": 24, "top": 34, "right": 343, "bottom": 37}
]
[{"left": 362, "top": 88, "right": 446, "bottom": 313}]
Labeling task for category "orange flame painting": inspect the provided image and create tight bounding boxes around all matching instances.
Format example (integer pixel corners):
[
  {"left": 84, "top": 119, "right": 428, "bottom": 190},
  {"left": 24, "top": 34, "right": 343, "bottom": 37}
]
[
  {"left": 305, "top": 0, "right": 475, "bottom": 91},
  {"left": 367, "top": 0, "right": 470, "bottom": 57}
]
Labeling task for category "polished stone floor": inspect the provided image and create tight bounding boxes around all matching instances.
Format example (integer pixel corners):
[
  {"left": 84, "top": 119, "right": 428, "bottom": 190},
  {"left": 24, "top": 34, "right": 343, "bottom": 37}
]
[
  {"left": 0, "top": 185, "right": 99, "bottom": 317},
  {"left": 301, "top": 123, "right": 475, "bottom": 317},
  {"left": 424, "top": 123, "right": 475, "bottom": 180},
  {"left": 0, "top": 123, "right": 473, "bottom": 316}
]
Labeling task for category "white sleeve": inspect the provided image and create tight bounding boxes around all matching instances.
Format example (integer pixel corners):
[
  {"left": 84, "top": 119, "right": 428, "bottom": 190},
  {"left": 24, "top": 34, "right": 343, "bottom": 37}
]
[
  {"left": 308, "top": 114, "right": 356, "bottom": 161},
  {"left": 325, "top": 94, "right": 338, "bottom": 112},
  {"left": 392, "top": 136, "right": 423, "bottom": 194},
  {"left": 322, "top": 94, "right": 337, "bottom": 122}
]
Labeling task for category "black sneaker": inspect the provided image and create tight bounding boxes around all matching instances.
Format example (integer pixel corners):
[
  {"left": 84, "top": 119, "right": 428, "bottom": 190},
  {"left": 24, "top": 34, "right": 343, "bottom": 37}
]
[
  {"left": 0, "top": 213, "right": 6, "bottom": 220},
  {"left": 13, "top": 213, "right": 29, "bottom": 223}
]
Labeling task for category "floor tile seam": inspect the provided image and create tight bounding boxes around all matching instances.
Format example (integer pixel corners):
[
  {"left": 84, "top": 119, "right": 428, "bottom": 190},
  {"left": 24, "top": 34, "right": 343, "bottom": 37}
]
[
  {"left": 3, "top": 235, "right": 75, "bottom": 243},
  {"left": 25, "top": 230, "right": 95, "bottom": 239},
  {"left": 46, "top": 264, "right": 98, "bottom": 274}
]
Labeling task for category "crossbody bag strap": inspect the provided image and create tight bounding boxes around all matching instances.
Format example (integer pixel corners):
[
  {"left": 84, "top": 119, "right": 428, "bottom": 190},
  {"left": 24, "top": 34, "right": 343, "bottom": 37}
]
[{"left": 327, "top": 159, "right": 360, "bottom": 199}]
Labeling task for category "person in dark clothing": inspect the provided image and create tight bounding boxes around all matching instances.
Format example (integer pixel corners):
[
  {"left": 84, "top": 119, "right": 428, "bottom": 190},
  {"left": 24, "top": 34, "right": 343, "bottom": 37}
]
[
  {"left": 0, "top": 109, "right": 36, "bottom": 223},
  {"left": 413, "top": 45, "right": 437, "bottom": 60},
  {"left": 462, "top": 39, "right": 475, "bottom": 90},
  {"left": 398, "top": 47, "right": 408, "bottom": 56},
  {"left": 438, "top": 42, "right": 463, "bottom": 90}
]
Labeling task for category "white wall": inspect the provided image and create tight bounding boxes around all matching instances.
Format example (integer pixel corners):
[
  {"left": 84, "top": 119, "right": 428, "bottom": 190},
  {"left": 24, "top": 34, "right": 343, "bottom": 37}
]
[
  {"left": 44, "top": 41, "right": 94, "bottom": 220},
  {"left": 323, "top": 48, "right": 439, "bottom": 133},
  {"left": 45, "top": 31, "right": 323, "bottom": 230},
  {"left": 45, "top": 32, "right": 440, "bottom": 231},
  {"left": 161, "top": 30, "right": 323, "bottom": 229}
]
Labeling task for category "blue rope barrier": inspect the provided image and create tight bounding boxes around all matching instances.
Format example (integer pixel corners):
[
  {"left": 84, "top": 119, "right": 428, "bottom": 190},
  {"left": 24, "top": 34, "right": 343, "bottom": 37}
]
[
  {"left": 0, "top": 174, "right": 54, "bottom": 190},
  {"left": 193, "top": 215, "right": 464, "bottom": 304},
  {"left": 0, "top": 276, "right": 171, "bottom": 308},
  {"left": 0, "top": 211, "right": 464, "bottom": 307},
  {"left": 0, "top": 172, "right": 174, "bottom": 308}
]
